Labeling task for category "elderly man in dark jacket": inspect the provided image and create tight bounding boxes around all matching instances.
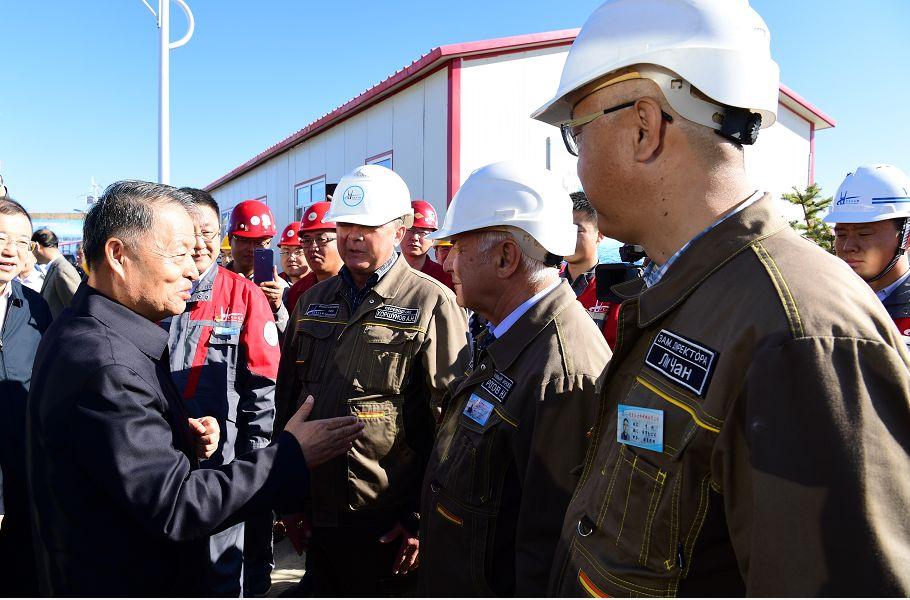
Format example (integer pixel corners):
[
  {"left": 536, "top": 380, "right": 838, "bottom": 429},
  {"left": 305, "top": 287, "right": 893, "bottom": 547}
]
[
  {"left": 26, "top": 181, "right": 363, "bottom": 596},
  {"left": 0, "top": 198, "right": 52, "bottom": 596}
]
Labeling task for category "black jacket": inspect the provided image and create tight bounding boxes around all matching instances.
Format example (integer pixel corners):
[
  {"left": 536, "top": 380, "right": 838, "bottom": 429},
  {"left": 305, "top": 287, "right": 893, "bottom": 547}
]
[
  {"left": 27, "top": 284, "right": 307, "bottom": 596},
  {"left": 0, "top": 280, "right": 51, "bottom": 595}
]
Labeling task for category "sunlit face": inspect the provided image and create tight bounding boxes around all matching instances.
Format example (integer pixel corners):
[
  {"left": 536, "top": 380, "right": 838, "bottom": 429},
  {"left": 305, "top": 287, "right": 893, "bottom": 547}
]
[
  {"left": 402, "top": 227, "right": 434, "bottom": 258},
  {"left": 229, "top": 235, "right": 271, "bottom": 275},
  {"left": 300, "top": 228, "right": 340, "bottom": 276},
  {"left": 435, "top": 245, "right": 451, "bottom": 266},
  {"left": 191, "top": 204, "right": 221, "bottom": 274},
  {"left": 443, "top": 231, "right": 497, "bottom": 313},
  {"left": 0, "top": 212, "right": 33, "bottom": 288},
  {"left": 279, "top": 244, "right": 308, "bottom": 278},
  {"left": 834, "top": 220, "right": 903, "bottom": 281},
  {"left": 336, "top": 220, "right": 405, "bottom": 278},
  {"left": 121, "top": 203, "right": 199, "bottom": 321},
  {"left": 566, "top": 211, "right": 601, "bottom": 264}
]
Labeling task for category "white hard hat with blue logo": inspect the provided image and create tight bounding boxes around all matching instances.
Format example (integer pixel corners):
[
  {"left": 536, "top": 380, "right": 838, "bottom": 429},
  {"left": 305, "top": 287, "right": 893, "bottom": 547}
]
[
  {"left": 324, "top": 164, "right": 415, "bottom": 228},
  {"left": 823, "top": 164, "right": 910, "bottom": 224}
]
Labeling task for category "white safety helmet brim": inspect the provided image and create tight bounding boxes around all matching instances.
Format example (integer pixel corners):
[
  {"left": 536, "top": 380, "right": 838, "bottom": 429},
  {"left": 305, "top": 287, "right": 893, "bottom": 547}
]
[
  {"left": 324, "top": 164, "right": 415, "bottom": 229},
  {"left": 822, "top": 164, "right": 910, "bottom": 224},
  {"left": 532, "top": 0, "right": 779, "bottom": 133},
  {"left": 427, "top": 161, "right": 577, "bottom": 259}
]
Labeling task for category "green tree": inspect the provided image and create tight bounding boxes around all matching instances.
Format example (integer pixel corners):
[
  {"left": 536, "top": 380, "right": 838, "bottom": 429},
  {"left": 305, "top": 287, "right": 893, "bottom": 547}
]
[{"left": 784, "top": 183, "right": 834, "bottom": 253}]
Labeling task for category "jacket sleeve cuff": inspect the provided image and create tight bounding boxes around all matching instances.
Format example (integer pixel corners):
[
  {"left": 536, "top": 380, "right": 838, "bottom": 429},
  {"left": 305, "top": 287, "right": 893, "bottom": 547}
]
[{"left": 272, "top": 431, "right": 310, "bottom": 515}]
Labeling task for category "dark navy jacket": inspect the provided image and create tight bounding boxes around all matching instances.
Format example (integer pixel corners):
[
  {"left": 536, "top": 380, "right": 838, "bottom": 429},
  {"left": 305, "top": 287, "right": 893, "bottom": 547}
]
[
  {"left": 27, "top": 284, "right": 308, "bottom": 596},
  {"left": 0, "top": 280, "right": 51, "bottom": 595}
]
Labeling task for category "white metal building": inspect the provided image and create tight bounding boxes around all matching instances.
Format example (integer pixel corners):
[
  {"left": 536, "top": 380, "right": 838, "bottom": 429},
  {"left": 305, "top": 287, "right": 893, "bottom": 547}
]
[{"left": 206, "top": 30, "right": 836, "bottom": 240}]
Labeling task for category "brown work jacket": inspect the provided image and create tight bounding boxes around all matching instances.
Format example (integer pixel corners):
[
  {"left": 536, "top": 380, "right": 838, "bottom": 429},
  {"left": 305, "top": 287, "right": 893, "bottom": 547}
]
[
  {"left": 550, "top": 194, "right": 910, "bottom": 597},
  {"left": 275, "top": 256, "right": 469, "bottom": 527},
  {"left": 420, "top": 282, "right": 612, "bottom": 596}
]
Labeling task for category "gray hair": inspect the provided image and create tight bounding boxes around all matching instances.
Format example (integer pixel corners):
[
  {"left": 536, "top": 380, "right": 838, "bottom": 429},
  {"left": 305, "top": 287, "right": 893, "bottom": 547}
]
[
  {"left": 83, "top": 180, "right": 195, "bottom": 270},
  {"left": 475, "top": 230, "right": 558, "bottom": 286}
]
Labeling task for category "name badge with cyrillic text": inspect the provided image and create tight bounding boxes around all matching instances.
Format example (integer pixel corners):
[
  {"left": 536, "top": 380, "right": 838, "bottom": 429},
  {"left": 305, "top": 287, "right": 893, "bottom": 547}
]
[{"left": 644, "top": 329, "right": 717, "bottom": 397}]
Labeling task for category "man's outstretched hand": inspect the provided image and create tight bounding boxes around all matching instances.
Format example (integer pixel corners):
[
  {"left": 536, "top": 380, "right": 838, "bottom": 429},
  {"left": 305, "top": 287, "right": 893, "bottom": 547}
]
[
  {"left": 188, "top": 416, "right": 220, "bottom": 459},
  {"left": 284, "top": 396, "right": 364, "bottom": 468}
]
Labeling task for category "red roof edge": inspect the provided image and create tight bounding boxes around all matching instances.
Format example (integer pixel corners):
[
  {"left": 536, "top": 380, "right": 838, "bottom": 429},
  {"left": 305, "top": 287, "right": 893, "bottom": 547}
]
[
  {"left": 204, "top": 29, "right": 579, "bottom": 191},
  {"left": 779, "top": 83, "right": 837, "bottom": 129},
  {"left": 205, "top": 29, "right": 836, "bottom": 191}
]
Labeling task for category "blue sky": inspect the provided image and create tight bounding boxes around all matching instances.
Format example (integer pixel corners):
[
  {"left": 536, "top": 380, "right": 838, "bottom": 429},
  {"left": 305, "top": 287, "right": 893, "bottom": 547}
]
[{"left": 1, "top": 0, "right": 908, "bottom": 213}]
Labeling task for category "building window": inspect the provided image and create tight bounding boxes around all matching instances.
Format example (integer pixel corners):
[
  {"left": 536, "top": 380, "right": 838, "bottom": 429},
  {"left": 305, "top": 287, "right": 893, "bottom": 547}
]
[
  {"left": 294, "top": 177, "right": 326, "bottom": 220},
  {"left": 366, "top": 151, "right": 393, "bottom": 170}
]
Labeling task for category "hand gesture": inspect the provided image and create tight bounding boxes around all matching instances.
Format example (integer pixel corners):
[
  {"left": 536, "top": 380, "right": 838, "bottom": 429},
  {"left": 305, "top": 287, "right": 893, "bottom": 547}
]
[
  {"left": 188, "top": 416, "right": 220, "bottom": 459},
  {"left": 284, "top": 396, "right": 364, "bottom": 468},
  {"left": 278, "top": 512, "right": 312, "bottom": 555},
  {"left": 259, "top": 267, "right": 284, "bottom": 313},
  {"left": 379, "top": 522, "right": 419, "bottom": 576}
]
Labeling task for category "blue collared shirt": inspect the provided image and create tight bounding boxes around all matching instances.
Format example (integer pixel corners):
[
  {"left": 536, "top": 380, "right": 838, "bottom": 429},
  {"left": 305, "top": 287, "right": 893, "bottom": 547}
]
[
  {"left": 877, "top": 268, "right": 910, "bottom": 302},
  {"left": 643, "top": 191, "right": 762, "bottom": 288},
  {"left": 339, "top": 252, "right": 398, "bottom": 311},
  {"left": 490, "top": 278, "right": 561, "bottom": 338}
]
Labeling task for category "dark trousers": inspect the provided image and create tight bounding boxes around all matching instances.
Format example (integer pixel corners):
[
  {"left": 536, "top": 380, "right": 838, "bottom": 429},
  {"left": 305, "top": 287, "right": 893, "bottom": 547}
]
[
  {"left": 0, "top": 514, "right": 38, "bottom": 597},
  {"left": 205, "top": 521, "right": 245, "bottom": 597},
  {"left": 243, "top": 510, "right": 275, "bottom": 595},
  {"left": 308, "top": 524, "right": 416, "bottom": 597}
]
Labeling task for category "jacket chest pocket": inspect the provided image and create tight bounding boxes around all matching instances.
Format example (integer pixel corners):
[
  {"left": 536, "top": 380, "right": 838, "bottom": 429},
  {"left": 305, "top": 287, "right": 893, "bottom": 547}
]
[
  {"left": 571, "top": 373, "right": 718, "bottom": 588},
  {"left": 437, "top": 399, "right": 514, "bottom": 507},
  {"left": 346, "top": 398, "right": 417, "bottom": 511},
  {"left": 355, "top": 324, "right": 418, "bottom": 394},
  {"left": 295, "top": 321, "right": 336, "bottom": 383}
]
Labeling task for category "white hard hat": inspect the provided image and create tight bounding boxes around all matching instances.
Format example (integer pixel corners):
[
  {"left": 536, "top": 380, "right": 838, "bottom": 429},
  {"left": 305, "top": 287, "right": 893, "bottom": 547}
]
[
  {"left": 823, "top": 164, "right": 910, "bottom": 224},
  {"left": 532, "top": 0, "right": 780, "bottom": 145},
  {"left": 428, "top": 161, "right": 577, "bottom": 264},
  {"left": 324, "top": 164, "right": 415, "bottom": 228}
]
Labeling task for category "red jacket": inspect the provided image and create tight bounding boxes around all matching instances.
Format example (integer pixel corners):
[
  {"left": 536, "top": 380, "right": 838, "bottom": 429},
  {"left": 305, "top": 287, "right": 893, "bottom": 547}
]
[
  {"left": 164, "top": 265, "right": 280, "bottom": 464},
  {"left": 417, "top": 256, "right": 454, "bottom": 290},
  {"left": 285, "top": 272, "right": 319, "bottom": 315},
  {"left": 561, "top": 265, "right": 620, "bottom": 350}
]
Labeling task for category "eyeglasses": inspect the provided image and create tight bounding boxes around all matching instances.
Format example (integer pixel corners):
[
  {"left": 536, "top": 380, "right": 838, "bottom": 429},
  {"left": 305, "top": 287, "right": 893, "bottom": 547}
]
[
  {"left": 299, "top": 235, "right": 337, "bottom": 247},
  {"left": 279, "top": 248, "right": 307, "bottom": 257},
  {"left": 0, "top": 233, "right": 37, "bottom": 253},
  {"left": 194, "top": 229, "right": 220, "bottom": 241},
  {"left": 560, "top": 100, "right": 674, "bottom": 157}
]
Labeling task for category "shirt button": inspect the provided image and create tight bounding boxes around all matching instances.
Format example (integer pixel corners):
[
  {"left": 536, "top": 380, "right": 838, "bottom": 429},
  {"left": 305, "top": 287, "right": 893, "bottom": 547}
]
[
  {"left": 577, "top": 515, "right": 595, "bottom": 537},
  {"left": 480, "top": 364, "right": 487, "bottom": 371},
  {"left": 369, "top": 299, "right": 375, "bottom": 304},
  {"left": 430, "top": 481, "right": 440, "bottom": 493}
]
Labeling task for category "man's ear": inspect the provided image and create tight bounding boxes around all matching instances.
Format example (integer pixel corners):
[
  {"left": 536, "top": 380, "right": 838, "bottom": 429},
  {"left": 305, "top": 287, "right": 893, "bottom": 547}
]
[
  {"left": 632, "top": 97, "right": 667, "bottom": 163},
  {"left": 496, "top": 239, "right": 523, "bottom": 279},
  {"left": 105, "top": 238, "right": 128, "bottom": 280}
]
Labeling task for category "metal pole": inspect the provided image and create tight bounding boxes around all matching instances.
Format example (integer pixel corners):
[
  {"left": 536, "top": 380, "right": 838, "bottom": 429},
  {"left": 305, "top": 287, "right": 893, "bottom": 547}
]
[{"left": 158, "top": 0, "right": 170, "bottom": 184}]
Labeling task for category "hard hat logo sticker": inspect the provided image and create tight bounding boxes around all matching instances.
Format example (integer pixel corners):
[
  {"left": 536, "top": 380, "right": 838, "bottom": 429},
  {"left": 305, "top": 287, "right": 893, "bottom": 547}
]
[
  {"left": 342, "top": 185, "right": 366, "bottom": 207},
  {"left": 837, "top": 191, "right": 861, "bottom": 205}
]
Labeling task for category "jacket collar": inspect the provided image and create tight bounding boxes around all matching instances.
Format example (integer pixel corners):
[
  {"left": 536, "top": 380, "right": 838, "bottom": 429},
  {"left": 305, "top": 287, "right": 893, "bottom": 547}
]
[
  {"left": 883, "top": 271, "right": 910, "bottom": 307},
  {"left": 612, "top": 193, "right": 789, "bottom": 327},
  {"left": 7, "top": 279, "right": 24, "bottom": 308},
  {"left": 487, "top": 280, "right": 577, "bottom": 371},
  {"left": 188, "top": 262, "right": 220, "bottom": 302},
  {"left": 75, "top": 283, "right": 170, "bottom": 361}
]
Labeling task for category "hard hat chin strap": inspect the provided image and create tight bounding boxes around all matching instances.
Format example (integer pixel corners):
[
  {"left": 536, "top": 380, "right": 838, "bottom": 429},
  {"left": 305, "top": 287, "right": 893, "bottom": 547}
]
[
  {"left": 866, "top": 217, "right": 910, "bottom": 284},
  {"left": 716, "top": 108, "right": 763, "bottom": 146}
]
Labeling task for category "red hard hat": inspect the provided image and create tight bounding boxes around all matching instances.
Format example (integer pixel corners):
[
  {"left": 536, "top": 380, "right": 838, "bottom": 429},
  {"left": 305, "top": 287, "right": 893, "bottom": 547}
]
[
  {"left": 228, "top": 200, "right": 277, "bottom": 238},
  {"left": 279, "top": 222, "right": 303, "bottom": 246},
  {"left": 411, "top": 200, "right": 439, "bottom": 230},
  {"left": 299, "top": 201, "right": 336, "bottom": 232}
]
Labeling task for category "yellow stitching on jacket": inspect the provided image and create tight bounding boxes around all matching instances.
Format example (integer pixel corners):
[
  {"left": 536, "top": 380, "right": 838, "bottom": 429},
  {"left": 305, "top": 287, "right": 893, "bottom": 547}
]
[
  {"left": 636, "top": 377, "right": 721, "bottom": 434},
  {"left": 435, "top": 503, "right": 464, "bottom": 526},
  {"left": 614, "top": 457, "right": 636, "bottom": 544},
  {"left": 638, "top": 371, "right": 724, "bottom": 426},
  {"left": 751, "top": 242, "right": 804, "bottom": 338},
  {"left": 597, "top": 448, "right": 624, "bottom": 527},
  {"left": 361, "top": 321, "right": 428, "bottom": 334},
  {"left": 493, "top": 407, "right": 519, "bottom": 428},
  {"left": 575, "top": 542, "right": 668, "bottom": 596},
  {"left": 578, "top": 569, "right": 609, "bottom": 597},
  {"left": 682, "top": 474, "right": 712, "bottom": 578},
  {"left": 296, "top": 317, "right": 345, "bottom": 326}
]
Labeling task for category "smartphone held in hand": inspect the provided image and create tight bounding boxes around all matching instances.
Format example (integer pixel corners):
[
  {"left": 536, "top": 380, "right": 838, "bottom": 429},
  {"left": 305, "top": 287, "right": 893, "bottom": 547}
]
[{"left": 253, "top": 248, "right": 275, "bottom": 284}]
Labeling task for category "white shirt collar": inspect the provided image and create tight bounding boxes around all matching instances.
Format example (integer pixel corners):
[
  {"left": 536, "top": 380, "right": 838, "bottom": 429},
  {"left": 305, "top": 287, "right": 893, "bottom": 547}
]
[
  {"left": 877, "top": 268, "right": 910, "bottom": 302},
  {"left": 0, "top": 281, "right": 13, "bottom": 334},
  {"left": 490, "top": 278, "right": 561, "bottom": 339}
]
